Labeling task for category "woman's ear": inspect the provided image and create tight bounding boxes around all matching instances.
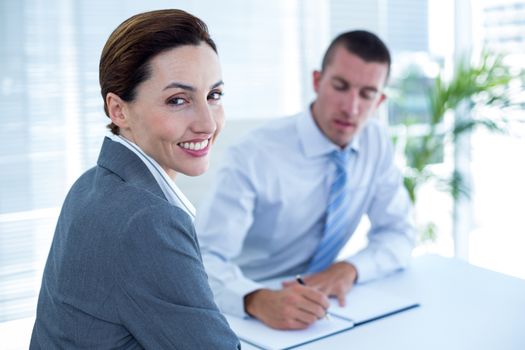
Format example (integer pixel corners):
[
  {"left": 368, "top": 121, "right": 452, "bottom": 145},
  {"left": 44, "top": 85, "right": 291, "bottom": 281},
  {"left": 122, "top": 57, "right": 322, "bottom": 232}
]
[{"left": 106, "top": 92, "right": 129, "bottom": 130}]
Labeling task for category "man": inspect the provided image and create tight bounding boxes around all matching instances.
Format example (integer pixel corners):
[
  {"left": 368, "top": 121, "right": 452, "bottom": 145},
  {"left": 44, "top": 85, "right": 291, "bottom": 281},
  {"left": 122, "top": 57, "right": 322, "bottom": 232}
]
[{"left": 196, "top": 30, "right": 415, "bottom": 330}]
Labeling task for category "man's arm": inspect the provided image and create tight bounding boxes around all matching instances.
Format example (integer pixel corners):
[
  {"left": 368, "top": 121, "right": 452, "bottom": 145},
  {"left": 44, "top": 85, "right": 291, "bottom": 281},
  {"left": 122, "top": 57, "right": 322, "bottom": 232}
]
[
  {"left": 196, "top": 148, "right": 264, "bottom": 317},
  {"left": 347, "top": 125, "right": 416, "bottom": 283},
  {"left": 196, "top": 146, "right": 330, "bottom": 329}
]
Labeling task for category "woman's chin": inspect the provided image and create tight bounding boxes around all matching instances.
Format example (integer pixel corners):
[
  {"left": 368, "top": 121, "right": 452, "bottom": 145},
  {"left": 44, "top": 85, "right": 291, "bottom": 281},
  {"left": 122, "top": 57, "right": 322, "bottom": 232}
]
[{"left": 179, "top": 164, "right": 209, "bottom": 177}]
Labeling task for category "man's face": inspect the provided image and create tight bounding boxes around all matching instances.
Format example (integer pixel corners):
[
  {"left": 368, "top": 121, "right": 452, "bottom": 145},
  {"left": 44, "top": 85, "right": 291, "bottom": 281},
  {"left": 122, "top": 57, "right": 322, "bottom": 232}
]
[{"left": 311, "top": 46, "right": 388, "bottom": 148}]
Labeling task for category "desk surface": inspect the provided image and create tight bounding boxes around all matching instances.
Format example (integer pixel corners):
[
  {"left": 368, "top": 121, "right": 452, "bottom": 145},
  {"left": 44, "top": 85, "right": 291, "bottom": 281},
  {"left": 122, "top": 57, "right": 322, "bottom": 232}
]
[{"left": 241, "top": 255, "right": 525, "bottom": 350}]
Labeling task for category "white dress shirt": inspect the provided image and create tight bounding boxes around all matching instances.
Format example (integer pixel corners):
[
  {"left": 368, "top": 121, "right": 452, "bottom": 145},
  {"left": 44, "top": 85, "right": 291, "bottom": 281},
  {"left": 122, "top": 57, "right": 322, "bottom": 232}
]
[{"left": 195, "top": 108, "right": 415, "bottom": 317}]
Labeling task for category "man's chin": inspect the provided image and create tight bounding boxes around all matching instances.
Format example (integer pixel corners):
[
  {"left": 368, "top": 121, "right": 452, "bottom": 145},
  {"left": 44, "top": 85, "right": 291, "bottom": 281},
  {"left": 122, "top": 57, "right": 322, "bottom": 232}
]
[{"left": 330, "top": 132, "right": 356, "bottom": 148}]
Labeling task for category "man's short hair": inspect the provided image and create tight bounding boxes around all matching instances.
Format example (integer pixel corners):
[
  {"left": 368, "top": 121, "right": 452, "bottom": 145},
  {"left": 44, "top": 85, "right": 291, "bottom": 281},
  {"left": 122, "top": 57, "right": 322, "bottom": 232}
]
[{"left": 321, "top": 30, "right": 391, "bottom": 81}]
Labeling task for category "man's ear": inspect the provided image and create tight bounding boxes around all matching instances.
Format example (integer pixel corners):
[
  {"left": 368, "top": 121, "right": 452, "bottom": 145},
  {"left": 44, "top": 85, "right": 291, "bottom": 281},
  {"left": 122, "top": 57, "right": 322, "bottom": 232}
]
[
  {"left": 312, "top": 70, "right": 322, "bottom": 94},
  {"left": 106, "top": 92, "right": 129, "bottom": 130},
  {"left": 375, "top": 92, "right": 387, "bottom": 108}
]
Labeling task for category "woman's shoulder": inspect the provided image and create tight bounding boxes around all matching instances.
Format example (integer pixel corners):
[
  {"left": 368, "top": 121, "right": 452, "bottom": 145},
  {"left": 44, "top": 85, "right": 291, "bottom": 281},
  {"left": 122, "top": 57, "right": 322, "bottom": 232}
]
[{"left": 71, "top": 165, "right": 193, "bottom": 234}]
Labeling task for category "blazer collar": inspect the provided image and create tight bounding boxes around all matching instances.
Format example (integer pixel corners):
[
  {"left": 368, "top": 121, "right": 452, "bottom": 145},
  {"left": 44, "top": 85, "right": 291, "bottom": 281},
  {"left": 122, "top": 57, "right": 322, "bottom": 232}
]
[{"left": 97, "top": 137, "right": 166, "bottom": 200}]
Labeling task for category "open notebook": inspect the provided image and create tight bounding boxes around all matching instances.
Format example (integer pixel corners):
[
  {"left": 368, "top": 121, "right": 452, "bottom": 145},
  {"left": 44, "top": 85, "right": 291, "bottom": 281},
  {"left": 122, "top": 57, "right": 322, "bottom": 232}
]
[
  {"left": 327, "top": 284, "right": 420, "bottom": 325},
  {"left": 225, "top": 313, "right": 354, "bottom": 350},
  {"left": 225, "top": 284, "right": 419, "bottom": 350}
]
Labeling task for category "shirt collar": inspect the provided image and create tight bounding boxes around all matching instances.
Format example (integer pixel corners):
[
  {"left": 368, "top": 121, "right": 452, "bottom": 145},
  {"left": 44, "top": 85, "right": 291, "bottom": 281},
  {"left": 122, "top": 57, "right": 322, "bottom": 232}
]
[{"left": 296, "top": 104, "right": 361, "bottom": 159}]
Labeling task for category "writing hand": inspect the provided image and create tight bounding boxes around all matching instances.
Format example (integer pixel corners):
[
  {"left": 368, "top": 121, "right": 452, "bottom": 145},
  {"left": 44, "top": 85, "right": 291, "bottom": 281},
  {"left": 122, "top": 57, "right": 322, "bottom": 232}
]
[
  {"left": 283, "top": 262, "right": 358, "bottom": 307},
  {"left": 243, "top": 284, "right": 329, "bottom": 330}
]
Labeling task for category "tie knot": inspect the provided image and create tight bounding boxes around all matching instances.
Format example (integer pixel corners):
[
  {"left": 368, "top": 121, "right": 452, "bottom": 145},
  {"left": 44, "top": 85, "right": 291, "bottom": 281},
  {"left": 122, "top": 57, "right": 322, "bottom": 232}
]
[{"left": 331, "top": 150, "right": 349, "bottom": 170}]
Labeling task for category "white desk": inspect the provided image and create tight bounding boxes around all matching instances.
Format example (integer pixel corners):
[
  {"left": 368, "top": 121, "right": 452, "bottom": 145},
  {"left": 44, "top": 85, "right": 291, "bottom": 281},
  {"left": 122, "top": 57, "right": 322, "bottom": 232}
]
[{"left": 241, "top": 255, "right": 525, "bottom": 350}]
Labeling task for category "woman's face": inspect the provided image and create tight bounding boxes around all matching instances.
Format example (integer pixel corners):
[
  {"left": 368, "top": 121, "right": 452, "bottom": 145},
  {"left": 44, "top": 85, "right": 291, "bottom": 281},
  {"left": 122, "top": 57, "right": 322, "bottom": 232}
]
[{"left": 118, "top": 43, "right": 224, "bottom": 179}]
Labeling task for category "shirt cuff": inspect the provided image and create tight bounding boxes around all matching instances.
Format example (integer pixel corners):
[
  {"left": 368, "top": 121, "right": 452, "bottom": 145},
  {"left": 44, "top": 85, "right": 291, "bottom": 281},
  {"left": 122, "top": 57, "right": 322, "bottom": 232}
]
[
  {"left": 346, "top": 251, "right": 379, "bottom": 284},
  {"left": 213, "top": 277, "right": 265, "bottom": 318}
]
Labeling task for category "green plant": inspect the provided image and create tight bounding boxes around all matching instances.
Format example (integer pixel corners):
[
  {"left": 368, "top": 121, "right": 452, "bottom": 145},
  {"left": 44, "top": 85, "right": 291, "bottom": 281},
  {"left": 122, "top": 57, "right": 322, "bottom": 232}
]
[
  {"left": 401, "top": 51, "right": 521, "bottom": 203},
  {"left": 391, "top": 51, "right": 523, "bottom": 242}
]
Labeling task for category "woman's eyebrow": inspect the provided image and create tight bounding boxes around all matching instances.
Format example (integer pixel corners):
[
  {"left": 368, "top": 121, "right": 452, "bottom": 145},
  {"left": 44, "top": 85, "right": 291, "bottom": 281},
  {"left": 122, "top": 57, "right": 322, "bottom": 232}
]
[
  {"left": 163, "top": 80, "right": 224, "bottom": 91},
  {"left": 163, "top": 81, "right": 195, "bottom": 91},
  {"left": 210, "top": 80, "right": 224, "bottom": 89}
]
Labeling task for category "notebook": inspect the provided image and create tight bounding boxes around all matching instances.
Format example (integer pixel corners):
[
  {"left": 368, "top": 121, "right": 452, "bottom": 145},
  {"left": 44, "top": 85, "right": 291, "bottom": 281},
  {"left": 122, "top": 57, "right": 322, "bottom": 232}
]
[
  {"left": 226, "top": 283, "right": 419, "bottom": 350},
  {"left": 327, "top": 284, "right": 420, "bottom": 325},
  {"left": 225, "top": 313, "right": 354, "bottom": 350}
]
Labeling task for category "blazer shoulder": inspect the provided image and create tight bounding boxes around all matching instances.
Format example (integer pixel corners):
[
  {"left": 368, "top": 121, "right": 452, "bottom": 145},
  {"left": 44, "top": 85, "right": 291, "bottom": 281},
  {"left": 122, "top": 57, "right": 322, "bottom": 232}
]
[{"left": 122, "top": 201, "right": 196, "bottom": 247}]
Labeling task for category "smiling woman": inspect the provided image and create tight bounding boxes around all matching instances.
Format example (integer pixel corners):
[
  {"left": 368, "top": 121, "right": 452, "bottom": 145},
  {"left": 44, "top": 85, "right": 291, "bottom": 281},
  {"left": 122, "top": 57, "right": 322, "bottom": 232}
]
[
  {"left": 29, "top": 9, "right": 240, "bottom": 349},
  {"left": 106, "top": 44, "right": 225, "bottom": 178}
]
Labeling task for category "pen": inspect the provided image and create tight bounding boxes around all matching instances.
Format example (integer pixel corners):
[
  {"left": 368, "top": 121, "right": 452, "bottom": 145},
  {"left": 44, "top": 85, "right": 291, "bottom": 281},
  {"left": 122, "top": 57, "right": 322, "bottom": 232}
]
[
  {"left": 295, "top": 275, "right": 330, "bottom": 320},
  {"left": 295, "top": 275, "right": 306, "bottom": 286}
]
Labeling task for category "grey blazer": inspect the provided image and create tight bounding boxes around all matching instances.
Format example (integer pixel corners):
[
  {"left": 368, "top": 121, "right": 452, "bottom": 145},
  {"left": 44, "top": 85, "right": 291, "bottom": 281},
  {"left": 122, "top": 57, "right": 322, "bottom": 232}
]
[{"left": 30, "top": 137, "right": 240, "bottom": 349}]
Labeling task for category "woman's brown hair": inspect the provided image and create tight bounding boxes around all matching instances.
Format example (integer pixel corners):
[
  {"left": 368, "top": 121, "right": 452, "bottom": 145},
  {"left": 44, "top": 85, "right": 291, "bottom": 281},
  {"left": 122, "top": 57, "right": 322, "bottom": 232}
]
[{"left": 99, "top": 9, "right": 217, "bottom": 134}]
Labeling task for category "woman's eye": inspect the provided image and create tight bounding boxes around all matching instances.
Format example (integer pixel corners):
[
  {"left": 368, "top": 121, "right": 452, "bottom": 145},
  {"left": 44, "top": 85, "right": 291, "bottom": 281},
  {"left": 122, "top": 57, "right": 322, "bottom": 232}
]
[
  {"left": 167, "top": 97, "right": 186, "bottom": 106},
  {"left": 208, "top": 91, "right": 223, "bottom": 101}
]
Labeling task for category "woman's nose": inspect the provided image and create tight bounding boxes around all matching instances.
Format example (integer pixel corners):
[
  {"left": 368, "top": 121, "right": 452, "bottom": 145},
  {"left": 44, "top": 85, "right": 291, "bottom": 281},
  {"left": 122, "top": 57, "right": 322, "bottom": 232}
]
[{"left": 192, "top": 101, "right": 217, "bottom": 134}]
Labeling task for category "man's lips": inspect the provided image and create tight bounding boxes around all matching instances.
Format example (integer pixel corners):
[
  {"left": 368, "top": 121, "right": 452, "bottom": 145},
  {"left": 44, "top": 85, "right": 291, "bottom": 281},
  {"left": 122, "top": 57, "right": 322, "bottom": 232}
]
[{"left": 334, "top": 119, "right": 357, "bottom": 129}]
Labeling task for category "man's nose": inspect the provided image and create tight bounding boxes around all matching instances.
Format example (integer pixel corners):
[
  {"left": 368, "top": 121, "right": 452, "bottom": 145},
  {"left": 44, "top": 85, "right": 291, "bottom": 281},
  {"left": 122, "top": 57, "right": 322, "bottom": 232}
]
[{"left": 341, "top": 89, "right": 359, "bottom": 117}]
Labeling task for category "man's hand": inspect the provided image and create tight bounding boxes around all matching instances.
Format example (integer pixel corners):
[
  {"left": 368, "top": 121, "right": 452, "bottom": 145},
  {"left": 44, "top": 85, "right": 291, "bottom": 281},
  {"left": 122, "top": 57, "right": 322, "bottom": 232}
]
[
  {"left": 244, "top": 285, "right": 330, "bottom": 330},
  {"left": 283, "top": 262, "right": 358, "bottom": 307}
]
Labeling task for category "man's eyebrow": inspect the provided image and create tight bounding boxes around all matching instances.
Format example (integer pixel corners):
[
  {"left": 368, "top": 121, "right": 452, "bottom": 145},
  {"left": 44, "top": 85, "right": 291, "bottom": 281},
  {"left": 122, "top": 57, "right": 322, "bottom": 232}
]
[
  {"left": 163, "top": 80, "right": 224, "bottom": 91},
  {"left": 332, "top": 76, "right": 379, "bottom": 92}
]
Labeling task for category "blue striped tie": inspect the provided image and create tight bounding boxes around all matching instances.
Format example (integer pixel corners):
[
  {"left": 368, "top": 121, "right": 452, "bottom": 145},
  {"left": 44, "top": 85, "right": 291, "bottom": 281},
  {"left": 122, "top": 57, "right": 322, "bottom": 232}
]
[{"left": 307, "top": 150, "right": 350, "bottom": 273}]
